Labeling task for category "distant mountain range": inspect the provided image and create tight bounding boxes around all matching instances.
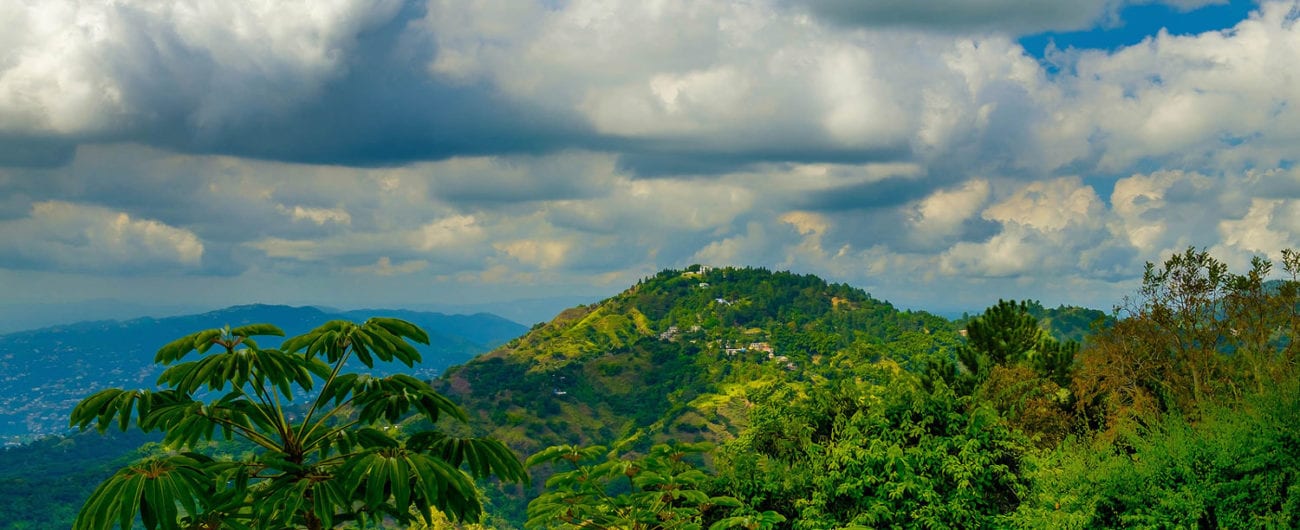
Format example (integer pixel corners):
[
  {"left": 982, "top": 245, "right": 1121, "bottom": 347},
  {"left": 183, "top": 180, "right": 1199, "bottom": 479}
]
[{"left": 0, "top": 304, "right": 527, "bottom": 443}]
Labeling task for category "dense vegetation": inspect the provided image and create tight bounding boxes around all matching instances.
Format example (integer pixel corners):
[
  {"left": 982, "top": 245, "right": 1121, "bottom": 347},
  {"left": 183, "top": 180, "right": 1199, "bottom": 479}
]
[
  {"left": 0, "top": 430, "right": 158, "bottom": 530},
  {"left": 10, "top": 249, "right": 1300, "bottom": 528},
  {"left": 444, "top": 253, "right": 1300, "bottom": 528}
]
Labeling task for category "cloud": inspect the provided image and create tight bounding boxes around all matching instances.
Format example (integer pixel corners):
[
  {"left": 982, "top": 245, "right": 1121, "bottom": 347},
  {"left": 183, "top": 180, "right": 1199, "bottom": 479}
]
[
  {"left": 0, "top": 0, "right": 593, "bottom": 166},
  {"left": 5, "top": 0, "right": 1300, "bottom": 320},
  {"left": 908, "top": 179, "right": 992, "bottom": 247},
  {"left": 278, "top": 204, "right": 352, "bottom": 226},
  {"left": 0, "top": 200, "right": 203, "bottom": 273},
  {"left": 0, "top": 0, "right": 403, "bottom": 137},
  {"left": 796, "top": 0, "right": 1111, "bottom": 34},
  {"left": 345, "top": 256, "right": 428, "bottom": 276},
  {"left": 1046, "top": 2, "right": 1300, "bottom": 173}
]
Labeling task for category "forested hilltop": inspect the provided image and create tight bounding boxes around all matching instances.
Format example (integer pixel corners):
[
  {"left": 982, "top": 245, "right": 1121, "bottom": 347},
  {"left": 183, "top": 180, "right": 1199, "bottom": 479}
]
[
  {"left": 441, "top": 252, "right": 1300, "bottom": 528},
  {"left": 434, "top": 265, "right": 963, "bottom": 453}
]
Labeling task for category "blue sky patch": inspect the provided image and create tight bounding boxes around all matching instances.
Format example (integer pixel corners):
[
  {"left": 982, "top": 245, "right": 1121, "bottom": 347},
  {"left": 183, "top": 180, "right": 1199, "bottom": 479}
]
[{"left": 1019, "top": 0, "right": 1259, "bottom": 59}]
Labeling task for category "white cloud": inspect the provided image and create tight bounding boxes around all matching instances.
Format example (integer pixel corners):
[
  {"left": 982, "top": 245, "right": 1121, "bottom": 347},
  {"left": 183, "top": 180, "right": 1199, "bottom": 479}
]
[
  {"left": 1219, "top": 198, "right": 1297, "bottom": 257},
  {"left": 414, "top": 215, "right": 483, "bottom": 251},
  {"left": 6, "top": 0, "right": 1300, "bottom": 318},
  {"left": 908, "top": 179, "right": 990, "bottom": 245},
  {"left": 279, "top": 204, "right": 351, "bottom": 226},
  {"left": 984, "top": 177, "right": 1102, "bottom": 232},
  {"left": 0, "top": 0, "right": 402, "bottom": 136},
  {"left": 0, "top": 200, "right": 203, "bottom": 272},
  {"left": 1053, "top": 2, "right": 1300, "bottom": 172},
  {"left": 1110, "top": 170, "right": 1220, "bottom": 252},
  {"left": 495, "top": 239, "right": 572, "bottom": 270}
]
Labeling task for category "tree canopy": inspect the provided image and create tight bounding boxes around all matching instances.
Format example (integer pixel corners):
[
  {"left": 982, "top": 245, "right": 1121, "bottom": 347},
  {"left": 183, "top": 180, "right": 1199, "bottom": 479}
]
[{"left": 69, "top": 317, "right": 525, "bottom": 530}]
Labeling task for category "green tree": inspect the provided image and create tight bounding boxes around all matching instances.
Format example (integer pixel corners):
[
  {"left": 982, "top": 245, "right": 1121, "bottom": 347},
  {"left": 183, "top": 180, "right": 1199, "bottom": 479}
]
[
  {"left": 717, "top": 375, "right": 1029, "bottom": 528},
  {"left": 525, "top": 441, "right": 775, "bottom": 530},
  {"left": 1074, "top": 247, "right": 1300, "bottom": 434},
  {"left": 926, "top": 300, "right": 1078, "bottom": 405},
  {"left": 69, "top": 318, "right": 526, "bottom": 530}
]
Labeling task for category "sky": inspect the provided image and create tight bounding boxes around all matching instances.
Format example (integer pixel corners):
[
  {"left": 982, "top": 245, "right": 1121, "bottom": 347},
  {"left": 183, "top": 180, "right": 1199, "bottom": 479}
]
[{"left": 1, "top": 0, "right": 1298, "bottom": 329}]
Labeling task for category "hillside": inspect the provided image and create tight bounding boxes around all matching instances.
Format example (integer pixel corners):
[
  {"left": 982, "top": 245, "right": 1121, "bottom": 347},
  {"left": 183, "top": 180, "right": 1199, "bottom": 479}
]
[
  {"left": 434, "top": 266, "right": 963, "bottom": 454},
  {"left": 0, "top": 304, "right": 526, "bottom": 443}
]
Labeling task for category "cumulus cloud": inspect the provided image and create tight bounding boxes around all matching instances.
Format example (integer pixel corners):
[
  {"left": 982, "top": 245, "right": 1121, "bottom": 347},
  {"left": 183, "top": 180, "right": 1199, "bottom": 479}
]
[
  {"left": 0, "top": 200, "right": 203, "bottom": 273},
  {"left": 6, "top": 0, "right": 1300, "bottom": 318},
  {"left": 907, "top": 179, "right": 991, "bottom": 248},
  {"left": 1048, "top": 2, "right": 1300, "bottom": 173},
  {"left": 0, "top": 0, "right": 402, "bottom": 137}
]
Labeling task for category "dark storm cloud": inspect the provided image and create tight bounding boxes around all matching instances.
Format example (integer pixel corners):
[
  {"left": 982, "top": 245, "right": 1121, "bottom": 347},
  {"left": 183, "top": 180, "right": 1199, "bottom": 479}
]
[
  {"left": 795, "top": 0, "right": 1110, "bottom": 33},
  {"left": 0, "top": 0, "right": 599, "bottom": 170},
  {"left": 799, "top": 176, "right": 940, "bottom": 212},
  {"left": 141, "top": 2, "right": 598, "bottom": 167},
  {"left": 0, "top": 136, "right": 77, "bottom": 168}
]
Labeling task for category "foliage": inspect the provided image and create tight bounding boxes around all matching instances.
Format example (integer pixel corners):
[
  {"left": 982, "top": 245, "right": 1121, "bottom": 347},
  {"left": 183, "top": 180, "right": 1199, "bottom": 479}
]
[
  {"left": 1011, "top": 380, "right": 1300, "bottom": 528},
  {"left": 951, "top": 299, "right": 1080, "bottom": 391},
  {"left": 1074, "top": 247, "right": 1300, "bottom": 434},
  {"left": 69, "top": 318, "right": 526, "bottom": 530},
  {"left": 525, "top": 441, "right": 779, "bottom": 529},
  {"left": 715, "top": 372, "right": 1029, "bottom": 529}
]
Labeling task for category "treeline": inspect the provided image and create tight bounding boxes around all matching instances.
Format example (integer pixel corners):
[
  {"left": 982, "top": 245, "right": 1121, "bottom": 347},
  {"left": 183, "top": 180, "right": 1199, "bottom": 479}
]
[
  {"left": 0, "top": 430, "right": 159, "bottom": 529},
  {"left": 522, "top": 248, "right": 1300, "bottom": 528}
]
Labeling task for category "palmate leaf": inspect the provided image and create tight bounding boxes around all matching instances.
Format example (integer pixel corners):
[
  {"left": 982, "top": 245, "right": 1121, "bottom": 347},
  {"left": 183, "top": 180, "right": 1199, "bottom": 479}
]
[
  {"left": 279, "top": 318, "right": 429, "bottom": 368},
  {"left": 248, "top": 473, "right": 362, "bottom": 530},
  {"left": 351, "top": 374, "right": 468, "bottom": 424},
  {"left": 70, "top": 389, "right": 193, "bottom": 434},
  {"left": 339, "top": 448, "right": 484, "bottom": 524},
  {"left": 154, "top": 325, "right": 285, "bottom": 364},
  {"left": 708, "top": 511, "right": 788, "bottom": 530},
  {"left": 366, "top": 317, "right": 430, "bottom": 345},
  {"left": 408, "top": 432, "right": 528, "bottom": 482},
  {"left": 229, "top": 323, "right": 285, "bottom": 339},
  {"left": 525, "top": 444, "right": 608, "bottom": 468},
  {"left": 156, "top": 346, "right": 324, "bottom": 396},
  {"left": 73, "top": 454, "right": 213, "bottom": 530},
  {"left": 280, "top": 320, "right": 351, "bottom": 363}
]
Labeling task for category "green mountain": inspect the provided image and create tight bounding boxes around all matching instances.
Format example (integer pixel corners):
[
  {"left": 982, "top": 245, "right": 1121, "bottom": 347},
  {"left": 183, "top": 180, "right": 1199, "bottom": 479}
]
[{"left": 434, "top": 266, "right": 964, "bottom": 454}]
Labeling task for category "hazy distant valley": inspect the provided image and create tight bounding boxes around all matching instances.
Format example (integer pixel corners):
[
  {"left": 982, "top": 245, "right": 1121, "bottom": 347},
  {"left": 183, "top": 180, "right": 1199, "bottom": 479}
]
[{"left": 0, "top": 305, "right": 526, "bottom": 444}]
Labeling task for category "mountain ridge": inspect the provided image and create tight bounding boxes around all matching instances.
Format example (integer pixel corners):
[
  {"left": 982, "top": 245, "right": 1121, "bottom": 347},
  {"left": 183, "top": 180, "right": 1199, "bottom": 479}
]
[{"left": 0, "top": 304, "right": 526, "bottom": 443}]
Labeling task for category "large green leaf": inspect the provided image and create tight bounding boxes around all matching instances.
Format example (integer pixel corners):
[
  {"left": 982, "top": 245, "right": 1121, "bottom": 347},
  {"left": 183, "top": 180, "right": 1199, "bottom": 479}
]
[
  {"left": 352, "top": 374, "right": 468, "bottom": 424},
  {"left": 340, "top": 449, "right": 483, "bottom": 524},
  {"left": 409, "top": 432, "right": 528, "bottom": 482},
  {"left": 73, "top": 454, "right": 213, "bottom": 530}
]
